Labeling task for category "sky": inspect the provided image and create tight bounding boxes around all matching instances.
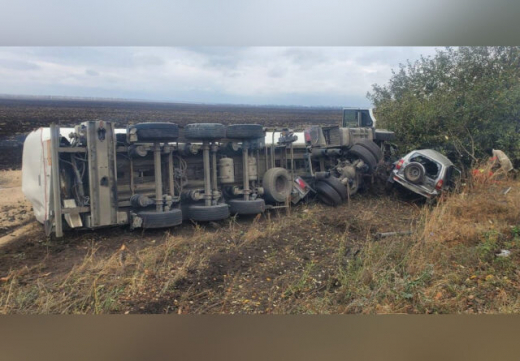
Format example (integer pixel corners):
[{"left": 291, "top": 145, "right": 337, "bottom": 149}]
[{"left": 0, "top": 47, "right": 439, "bottom": 107}]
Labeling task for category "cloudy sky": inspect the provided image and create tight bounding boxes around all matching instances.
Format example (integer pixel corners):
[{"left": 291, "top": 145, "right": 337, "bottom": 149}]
[{"left": 0, "top": 47, "right": 439, "bottom": 107}]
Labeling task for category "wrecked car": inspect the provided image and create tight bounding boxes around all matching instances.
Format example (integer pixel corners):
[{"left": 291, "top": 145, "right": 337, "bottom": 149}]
[{"left": 387, "top": 149, "right": 460, "bottom": 199}]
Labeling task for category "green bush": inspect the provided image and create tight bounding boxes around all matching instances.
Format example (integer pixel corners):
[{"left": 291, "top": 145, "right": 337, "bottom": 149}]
[{"left": 369, "top": 47, "right": 520, "bottom": 170}]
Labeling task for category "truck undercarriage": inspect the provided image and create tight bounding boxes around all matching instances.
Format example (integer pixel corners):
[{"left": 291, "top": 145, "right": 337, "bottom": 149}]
[{"left": 22, "top": 109, "right": 395, "bottom": 237}]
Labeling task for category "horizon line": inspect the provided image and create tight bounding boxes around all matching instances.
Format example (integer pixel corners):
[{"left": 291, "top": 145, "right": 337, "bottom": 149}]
[{"left": 0, "top": 93, "right": 353, "bottom": 109}]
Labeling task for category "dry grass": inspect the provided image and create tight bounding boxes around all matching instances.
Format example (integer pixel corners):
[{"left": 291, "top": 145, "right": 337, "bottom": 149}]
[
  {"left": 332, "top": 175, "right": 520, "bottom": 314},
  {"left": 422, "top": 174, "right": 519, "bottom": 244},
  {"left": 0, "top": 172, "right": 519, "bottom": 314}
]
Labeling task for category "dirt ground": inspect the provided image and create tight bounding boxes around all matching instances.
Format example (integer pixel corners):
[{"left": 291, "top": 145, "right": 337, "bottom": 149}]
[
  {"left": 1, "top": 173, "right": 519, "bottom": 314},
  {"left": 0, "top": 169, "right": 423, "bottom": 314},
  {"left": 0, "top": 171, "right": 35, "bottom": 245},
  {"left": 0, "top": 98, "right": 341, "bottom": 169}
]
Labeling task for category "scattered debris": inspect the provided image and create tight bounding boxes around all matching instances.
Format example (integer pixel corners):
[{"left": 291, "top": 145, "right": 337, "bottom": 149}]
[
  {"left": 496, "top": 249, "right": 511, "bottom": 258},
  {"left": 374, "top": 231, "right": 413, "bottom": 239}
]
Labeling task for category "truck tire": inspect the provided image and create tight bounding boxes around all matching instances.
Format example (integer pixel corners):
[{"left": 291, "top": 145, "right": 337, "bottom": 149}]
[
  {"left": 184, "top": 123, "right": 226, "bottom": 140},
  {"left": 129, "top": 123, "right": 179, "bottom": 142},
  {"left": 228, "top": 199, "right": 266, "bottom": 215},
  {"left": 374, "top": 129, "right": 395, "bottom": 141},
  {"left": 316, "top": 181, "right": 343, "bottom": 206},
  {"left": 136, "top": 209, "right": 183, "bottom": 229},
  {"left": 184, "top": 203, "right": 230, "bottom": 222},
  {"left": 403, "top": 162, "right": 425, "bottom": 184},
  {"left": 350, "top": 144, "right": 377, "bottom": 171},
  {"left": 226, "top": 124, "right": 265, "bottom": 139},
  {"left": 322, "top": 176, "right": 347, "bottom": 201},
  {"left": 356, "top": 139, "right": 383, "bottom": 163},
  {"left": 262, "top": 167, "right": 292, "bottom": 203}
]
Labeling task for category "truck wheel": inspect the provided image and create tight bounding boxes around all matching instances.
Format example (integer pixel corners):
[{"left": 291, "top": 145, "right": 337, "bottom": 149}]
[
  {"left": 184, "top": 123, "right": 226, "bottom": 140},
  {"left": 350, "top": 144, "right": 377, "bottom": 171},
  {"left": 403, "top": 162, "right": 425, "bottom": 184},
  {"left": 226, "top": 124, "right": 265, "bottom": 139},
  {"left": 262, "top": 167, "right": 292, "bottom": 203},
  {"left": 129, "top": 123, "right": 179, "bottom": 142},
  {"left": 136, "top": 209, "right": 183, "bottom": 229},
  {"left": 322, "top": 176, "right": 347, "bottom": 201},
  {"left": 184, "top": 203, "right": 230, "bottom": 222},
  {"left": 316, "top": 181, "right": 343, "bottom": 206},
  {"left": 374, "top": 129, "right": 395, "bottom": 141},
  {"left": 228, "top": 199, "right": 266, "bottom": 215},
  {"left": 356, "top": 139, "right": 383, "bottom": 163}
]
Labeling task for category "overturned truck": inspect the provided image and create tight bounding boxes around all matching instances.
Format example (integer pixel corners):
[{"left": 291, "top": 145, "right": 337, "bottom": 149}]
[{"left": 21, "top": 108, "right": 394, "bottom": 237}]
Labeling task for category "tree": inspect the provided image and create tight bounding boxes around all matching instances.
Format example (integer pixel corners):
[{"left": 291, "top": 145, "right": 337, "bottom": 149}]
[{"left": 368, "top": 47, "right": 520, "bottom": 169}]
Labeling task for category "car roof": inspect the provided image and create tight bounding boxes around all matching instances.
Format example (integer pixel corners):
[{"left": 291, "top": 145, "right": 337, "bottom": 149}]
[{"left": 412, "top": 149, "right": 454, "bottom": 167}]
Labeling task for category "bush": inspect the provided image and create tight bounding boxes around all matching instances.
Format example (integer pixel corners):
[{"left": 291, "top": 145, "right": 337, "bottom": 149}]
[{"left": 369, "top": 47, "right": 520, "bottom": 170}]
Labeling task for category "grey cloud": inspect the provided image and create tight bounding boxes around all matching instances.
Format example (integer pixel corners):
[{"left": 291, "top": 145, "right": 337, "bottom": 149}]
[
  {"left": 352, "top": 47, "right": 439, "bottom": 67},
  {"left": 224, "top": 71, "right": 242, "bottom": 78},
  {"left": 26, "top": 47, "right": 137, "bottom": 68},
  {"left": 183, "top": 47, "right": 244, "bottom": 58},
  {"left": 0, "top": 59, "right": 40, "bottom": 71},
  {"left": 191, "top": 48, "right": 244, "bottom": 70},
  {"left": 283, "top": 48, "right": 328, "bottom": 68},
  {"left": 85, "top": 69, "right": 99, "bottom": 76},
  {"left": 0, "top": 46, "right": 437, "bottom": 107},
  {"left": 267, "top": 66, "right": 286, "bottom": 78},
  {"left": 133, "top": 54, "right": 165, "bottom": 66}
]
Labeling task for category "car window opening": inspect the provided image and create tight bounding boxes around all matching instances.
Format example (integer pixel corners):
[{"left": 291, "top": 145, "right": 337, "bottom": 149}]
[{"left": 410, "top": 155, "right": 440, "bottom": 178}]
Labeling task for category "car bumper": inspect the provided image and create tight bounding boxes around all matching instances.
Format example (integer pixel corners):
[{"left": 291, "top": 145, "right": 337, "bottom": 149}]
[{"left": 390, "top": 173, "right": 438, "bottom": 199}]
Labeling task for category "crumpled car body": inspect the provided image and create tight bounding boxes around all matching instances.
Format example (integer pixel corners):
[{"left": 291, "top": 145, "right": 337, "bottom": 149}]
[{"left": 388, "top": 149, "right": 459, "bottom": 199}]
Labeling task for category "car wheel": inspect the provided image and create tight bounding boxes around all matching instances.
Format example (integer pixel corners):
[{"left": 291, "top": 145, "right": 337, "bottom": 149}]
[
  {"left": 262, "top": 167, "right": 292, "bottom": 203},
  {"left": 403, "top": 162, "right": 425, "bottom": 184},
  {"left": 228, "top": 199, "right": 266, "bottom": 215}
]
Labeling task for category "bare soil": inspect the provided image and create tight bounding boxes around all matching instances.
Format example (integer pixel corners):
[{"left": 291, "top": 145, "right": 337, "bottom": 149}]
[
  {"left": 0, "top": 98, "right": 341, "bottom": 169},
  {"left": 0, "top": 171, "right": 34, "bottom": 242},
  {"left": 1, "top": 174, "right": 519, "bottom": 315},
  {"left": 0, "top": 169, "right": 423, "bottom": 314}
]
